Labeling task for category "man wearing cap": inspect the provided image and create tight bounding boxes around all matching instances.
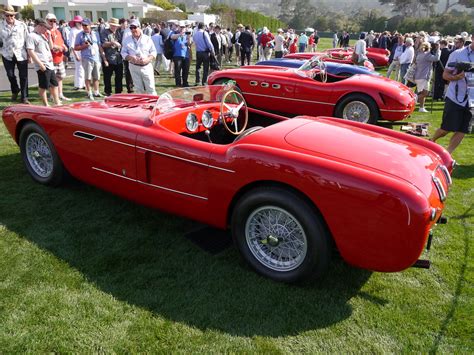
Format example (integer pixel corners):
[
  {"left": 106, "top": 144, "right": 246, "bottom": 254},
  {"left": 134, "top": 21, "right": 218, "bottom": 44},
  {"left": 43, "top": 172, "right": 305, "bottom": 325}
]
[
  {"left": 121, "top": 19, "right": 157, "bottom": 95},
  {"left": 45, "top": 13, "right": 70, "bottom": 102},
  {"left": 26, "top": 19, "right": 60, "bottom": 106},
  {"left": 431, "top": 33, "right": 474, "bottom": 154},
  {"left": 100, "top": 18, "right": 123, "bottom": 96},
  {"left": 0, "top": 5, "right": 30, "bottom": 103},
  {"left": 170, "top": 22, "right": 192, "bottom": 87},
  {"left": 274, "top": 29, "right": 285, "bottom": 58},
  {"left": 68, "top": 15, "right": 85, "bottom": 90},
  {"left": 193, "top": 22, "right": 214, "bottom": 86},
  {"left": 74, "top": 18, "right": 105, "bottom": 100}
]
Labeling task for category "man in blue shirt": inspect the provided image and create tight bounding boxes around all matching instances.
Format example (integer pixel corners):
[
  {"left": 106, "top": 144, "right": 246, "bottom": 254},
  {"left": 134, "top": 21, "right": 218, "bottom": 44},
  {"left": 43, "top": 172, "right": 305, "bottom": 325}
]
[
  {"left": 74, "top": 18, "right": 105, "bottom": 100},
  {"left": 431, "top": 34, "right": 474, "bottom": 154},
  {"left": 170, "top": 22, "right": 192, "bottom": 87},
  {"left": 193, "top": 22, "right": 215, "bottom": 86}
]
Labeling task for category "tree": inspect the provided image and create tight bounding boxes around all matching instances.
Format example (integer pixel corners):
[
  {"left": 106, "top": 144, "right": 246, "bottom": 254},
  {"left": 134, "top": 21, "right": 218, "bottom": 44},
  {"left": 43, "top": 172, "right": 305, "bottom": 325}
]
[
  {"left": 289, "top": 0, "right": 316, "bottom": 30},
  {"left": 154, "top": 0, "right": 176, "bottom": 11},
  {"left": 445, "top": 0, "right": 474, "bottom": 12},
  {"left": 177, "top": 3, "right": 186, "bottom": 12},
  {"left": 19, "top": 4, "right": 34, "bottom": 20},
  {"left": 278, "top": 0, "right": 296, "bottom": 24},
  {"left": 379, "top": 0, "right": 439, "bottom": 17}
]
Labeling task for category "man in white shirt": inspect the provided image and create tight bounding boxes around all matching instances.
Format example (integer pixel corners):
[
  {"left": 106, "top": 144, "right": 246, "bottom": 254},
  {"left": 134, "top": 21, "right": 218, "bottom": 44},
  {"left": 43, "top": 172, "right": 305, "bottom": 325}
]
[
  {"left": 0, "top": 6, "right": 30, "bottom": 103},
  {"left": 121, "top": 19, "right": 157, "bottom": 95},
  {"left": 399, "top": 37, "right": 415, "bottom": 85},
  {"left": 274, "top": 29, "right": 285, "bottom": 58}
]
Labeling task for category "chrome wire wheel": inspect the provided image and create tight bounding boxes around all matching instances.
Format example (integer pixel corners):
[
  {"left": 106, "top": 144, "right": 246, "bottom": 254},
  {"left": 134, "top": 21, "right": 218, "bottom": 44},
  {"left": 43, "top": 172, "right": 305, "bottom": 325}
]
[
  {"left": 342, "top": 100, "right": 371, "bottom": 123},
  {"left": 25, "top": 132, "right": 53, "bottom": 178},
  {"left": 245, "top": 206, "right": 308, "bottom": 272}
]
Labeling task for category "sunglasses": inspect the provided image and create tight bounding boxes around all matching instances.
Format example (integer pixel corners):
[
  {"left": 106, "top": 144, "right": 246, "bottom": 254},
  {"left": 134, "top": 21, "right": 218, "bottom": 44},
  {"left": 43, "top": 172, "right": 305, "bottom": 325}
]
[
  {"left": 48, "top": 19, "right": 56, "bottom": 23},
  {"left": 5, "top": 14, "right": 15, "bottom": 17},
  {"left": 129, "top": 26, "right": 137, "bottom": 29}
]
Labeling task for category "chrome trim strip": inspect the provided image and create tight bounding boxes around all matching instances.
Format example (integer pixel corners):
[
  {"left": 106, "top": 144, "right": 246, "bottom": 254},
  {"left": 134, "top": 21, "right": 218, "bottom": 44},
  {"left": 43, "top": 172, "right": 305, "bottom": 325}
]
[
  {"left": 92, "top": 167, "right": 208, "bottom": 200},
  {"left": 403, "top": 201, "right": 411, "bottom": 226},
  {"left": 137, "top": 181, "right": 208, "bottom": 200},
  {"left": 242, "top": 91, "right": 336, "bottom": 106},
  {"left": 73, "top": 131, "right": 135, "bottom": 148},
  {"left": 92, "top": 167, "right": 136, "bottom": 182},
  {"left": 379, "top": 109, "right": 412, "bottom": 113},
  {"left": 74, "top": 131, "right": 96, "bottom": 141},
  {"left": 136, "top": 145, "right": 235, "bottom": 173}
]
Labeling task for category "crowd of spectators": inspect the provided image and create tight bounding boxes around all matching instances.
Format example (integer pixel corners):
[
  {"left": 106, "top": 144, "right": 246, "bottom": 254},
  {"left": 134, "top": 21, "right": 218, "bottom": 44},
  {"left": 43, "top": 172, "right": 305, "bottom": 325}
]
[{"left": 0, "top": 5, "right": 472, "bottom": 153}]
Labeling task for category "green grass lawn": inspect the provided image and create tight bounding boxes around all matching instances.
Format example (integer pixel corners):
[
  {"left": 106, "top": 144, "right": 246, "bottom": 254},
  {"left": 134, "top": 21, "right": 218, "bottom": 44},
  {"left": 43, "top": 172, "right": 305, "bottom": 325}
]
[{"left": 0, "top": 38, "right": 473, "bottom": 352}]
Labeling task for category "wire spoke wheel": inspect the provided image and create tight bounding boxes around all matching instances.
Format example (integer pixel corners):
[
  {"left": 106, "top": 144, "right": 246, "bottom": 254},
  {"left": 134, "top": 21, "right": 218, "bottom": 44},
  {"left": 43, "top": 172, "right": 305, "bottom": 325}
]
[
  {"left": 25, "top": 133, "right": 54, "bottom": 178},
  {"left": 245, "top": 206, "right": 308, "bottom": 272},
  {"left": 342, "top": 100, "right": 371, "bottom": 122}
]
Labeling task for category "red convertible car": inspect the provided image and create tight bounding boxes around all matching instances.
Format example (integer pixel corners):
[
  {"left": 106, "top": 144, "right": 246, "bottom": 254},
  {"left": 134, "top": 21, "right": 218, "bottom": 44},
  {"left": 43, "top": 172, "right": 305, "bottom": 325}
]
[
  {"left": 3, "top": 85, "right": 453, "bottom": 283},
  {"left": 325, "top": 48, "right": 390, "bottom": 67},
  {"left": 284, "top": 52, "right": 375, "bottom": 71},
  {"left": 208, "top": 57, "right": 415, "bottom": 124}
]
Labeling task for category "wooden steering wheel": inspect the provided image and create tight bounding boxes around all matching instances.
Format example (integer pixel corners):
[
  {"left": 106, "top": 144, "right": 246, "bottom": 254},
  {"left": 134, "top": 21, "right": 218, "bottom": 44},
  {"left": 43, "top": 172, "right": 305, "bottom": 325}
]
[{"left": 220, "top": 90, "right": 248, "bottom": 135}]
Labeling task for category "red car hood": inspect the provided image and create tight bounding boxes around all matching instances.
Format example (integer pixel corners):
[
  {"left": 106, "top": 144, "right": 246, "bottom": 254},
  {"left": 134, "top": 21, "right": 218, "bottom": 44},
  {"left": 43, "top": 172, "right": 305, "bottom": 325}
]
[{"left": 284, "top": 119, "right": 441, "bottom": 196}]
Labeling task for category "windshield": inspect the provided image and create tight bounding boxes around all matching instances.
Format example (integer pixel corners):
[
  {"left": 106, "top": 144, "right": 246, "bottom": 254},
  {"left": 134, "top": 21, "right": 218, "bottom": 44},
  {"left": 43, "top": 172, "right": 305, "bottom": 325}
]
[
  {"left": 296, "top": 55, "right": 325, "bottom": 78},
  {"left": 155, "top": 85, "right": 232, "bottom": 114}
]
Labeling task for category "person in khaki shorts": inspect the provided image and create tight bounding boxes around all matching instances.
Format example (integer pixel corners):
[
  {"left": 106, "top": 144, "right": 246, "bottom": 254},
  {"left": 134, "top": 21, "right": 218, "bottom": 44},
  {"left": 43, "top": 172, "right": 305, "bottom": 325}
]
[
  {"left": 74, "top": 18, "right": 106, "bottom": 100},
  {"left": 45, "top": 13, "right": 70, "bottom": 102}
]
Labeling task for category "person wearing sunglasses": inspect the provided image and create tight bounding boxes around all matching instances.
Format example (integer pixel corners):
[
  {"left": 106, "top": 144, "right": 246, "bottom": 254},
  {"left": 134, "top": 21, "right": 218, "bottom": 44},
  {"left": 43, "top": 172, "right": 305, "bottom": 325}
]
[
  {"left": 121, "top": 19, "right": 156, "bottom": 95},
  {"left": 0, "top": 5, "right": 30, "bottom": 104},
  {"left": 45, "top": 13, "right": 70, "bottom": 102}
]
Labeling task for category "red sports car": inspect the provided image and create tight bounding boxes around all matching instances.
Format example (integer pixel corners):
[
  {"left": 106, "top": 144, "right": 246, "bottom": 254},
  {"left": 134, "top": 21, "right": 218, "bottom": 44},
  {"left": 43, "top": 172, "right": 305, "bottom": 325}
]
[
  {"left": 285, "top": 52, "right": 375, "bottom": 71},
  {"left": 2, "top": 85, "right": 453, "bottom": 282},
  {"left": 208, "top": 57, "right": 415, "bottom": 124},
  {"left": 326, "top": 47, "right": 390, "bottom": 67}
]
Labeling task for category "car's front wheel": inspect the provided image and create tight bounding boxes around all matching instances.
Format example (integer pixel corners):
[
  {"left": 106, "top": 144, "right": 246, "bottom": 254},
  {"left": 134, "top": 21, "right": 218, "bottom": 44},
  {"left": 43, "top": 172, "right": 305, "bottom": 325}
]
[
  {"left": 232, "top": 187, "right": 331, "bottom": 283},
  {"left": 19, "top": 122, "right": 65, "bottom": 186},
  {"left": 335, "top": 94, "right": 378, "bottom": 124}
]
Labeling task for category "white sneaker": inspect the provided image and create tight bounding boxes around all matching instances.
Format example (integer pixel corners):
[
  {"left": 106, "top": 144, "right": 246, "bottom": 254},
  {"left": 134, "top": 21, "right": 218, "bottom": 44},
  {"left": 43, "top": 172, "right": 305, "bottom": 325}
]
[
  {"left": 60, "top": 95, "right": 71, "bottom": 101},
  {"left": 419, "top": 107, "right": 429, "bottom": 113},
  {"left": 93, "top": 92, "right": 103, "bottom": 98},
  {"left": 88, "top": 93, "right": 94, "bottom": 100}
]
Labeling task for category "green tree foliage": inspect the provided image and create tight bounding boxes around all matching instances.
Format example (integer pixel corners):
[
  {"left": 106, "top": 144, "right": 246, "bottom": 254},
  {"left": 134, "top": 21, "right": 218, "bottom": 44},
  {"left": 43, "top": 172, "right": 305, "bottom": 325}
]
[
  {"left": 289, "top": 0, "right": 316, "bottom": 30},
  {"left": 379, "top": 0, "right": 439, "bottom": 17},
  {"left": 392, "top": 13, "right": 472, "bottom": 34},
  {"left": 206, "top": 2, "right": 286, "bottom": 31},
  {"left": 19, "top": 4, "right": 34, "bottom": 20},
  {"left": 278, "top": 0, "right": 296, "bottom": 24},
  {"left": 177, "top": 3, "right": 186, "bottom": 12},
  {"left": 153, "top": 0, "right": 176, "bottom": 11}
]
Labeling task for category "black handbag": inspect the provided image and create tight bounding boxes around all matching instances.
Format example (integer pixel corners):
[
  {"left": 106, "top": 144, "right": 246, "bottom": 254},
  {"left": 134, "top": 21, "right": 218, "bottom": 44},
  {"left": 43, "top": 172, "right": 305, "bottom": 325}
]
[{"left": 210, "top": 54, "right": 220, "bottom": 70}]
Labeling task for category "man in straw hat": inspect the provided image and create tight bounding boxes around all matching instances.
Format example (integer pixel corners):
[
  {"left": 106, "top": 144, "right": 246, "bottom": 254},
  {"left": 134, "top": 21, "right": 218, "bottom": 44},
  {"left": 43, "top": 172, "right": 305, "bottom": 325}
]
[
  {"left": 0, "top": 5, "right": 30, "bottom": 103},
  {"left": 100, "top": 17, "right": 123, "bottom": 96}
]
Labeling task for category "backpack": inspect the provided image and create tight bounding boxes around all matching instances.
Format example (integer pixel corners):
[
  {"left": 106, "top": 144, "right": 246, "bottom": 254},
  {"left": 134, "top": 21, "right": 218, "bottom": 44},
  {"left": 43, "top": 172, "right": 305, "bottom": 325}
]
[{"left": 164, "top": 37, "right": 174, "bottom": 60}]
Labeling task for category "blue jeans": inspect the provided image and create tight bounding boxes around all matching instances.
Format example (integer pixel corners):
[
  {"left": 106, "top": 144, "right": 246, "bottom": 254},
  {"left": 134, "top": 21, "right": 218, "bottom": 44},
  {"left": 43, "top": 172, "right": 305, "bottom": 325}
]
[{"left": 400, "top": 63, "right": 410, "bottom": 85}]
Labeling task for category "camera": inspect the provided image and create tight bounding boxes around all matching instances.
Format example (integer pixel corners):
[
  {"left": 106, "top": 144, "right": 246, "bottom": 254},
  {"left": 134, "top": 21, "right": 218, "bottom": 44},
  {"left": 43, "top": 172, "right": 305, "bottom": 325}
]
[
  {"left": 185, "top": 31, "right": 191, "bottom": 35},
  {"left": 447, "top": 61, "right": 474, "bottom": 72}
]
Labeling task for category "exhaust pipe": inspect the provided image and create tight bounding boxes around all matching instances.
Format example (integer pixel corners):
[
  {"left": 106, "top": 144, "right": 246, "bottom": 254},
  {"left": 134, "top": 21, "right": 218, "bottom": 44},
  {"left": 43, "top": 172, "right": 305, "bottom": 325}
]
[{"left": 412, "top": 259, "right": 431, "bottom": 269}]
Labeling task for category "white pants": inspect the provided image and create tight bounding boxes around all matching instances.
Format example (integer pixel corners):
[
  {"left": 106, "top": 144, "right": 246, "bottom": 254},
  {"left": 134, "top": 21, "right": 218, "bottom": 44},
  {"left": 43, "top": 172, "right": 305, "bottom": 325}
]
[
  {"left": 73, "top": 51, "right": 84, "bottom": 89},
  {"left": 263, "top": 47, "right": 273, "bottom": 61},
  {"left": 129, "top": 63, "right": 156, "bottom": 95}
]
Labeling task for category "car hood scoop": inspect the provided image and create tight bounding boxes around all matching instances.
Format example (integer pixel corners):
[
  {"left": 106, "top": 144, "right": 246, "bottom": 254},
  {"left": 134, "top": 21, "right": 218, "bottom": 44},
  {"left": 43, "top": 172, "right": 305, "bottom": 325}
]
[{"left": 285, "top": 120, "right": 439, "bottom": 190}]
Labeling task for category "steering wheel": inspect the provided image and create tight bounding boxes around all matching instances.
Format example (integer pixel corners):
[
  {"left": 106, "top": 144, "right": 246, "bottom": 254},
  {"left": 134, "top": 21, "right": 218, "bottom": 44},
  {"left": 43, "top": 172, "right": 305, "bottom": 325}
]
[
  {"left": 313, "top": 60, "right": 327, "bottom": 83},
  {"left": 220, "top": 90, "right": 248, "bottom": 135}
]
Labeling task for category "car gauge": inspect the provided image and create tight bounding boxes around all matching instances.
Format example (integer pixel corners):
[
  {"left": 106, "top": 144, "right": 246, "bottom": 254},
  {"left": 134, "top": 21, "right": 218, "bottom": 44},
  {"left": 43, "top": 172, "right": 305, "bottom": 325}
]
[
  {"left": 202, "top": 110, "right": 213, "bottom": 128},
  {"left": 185, "top": 113, "right": 199, "bottom": 132}
]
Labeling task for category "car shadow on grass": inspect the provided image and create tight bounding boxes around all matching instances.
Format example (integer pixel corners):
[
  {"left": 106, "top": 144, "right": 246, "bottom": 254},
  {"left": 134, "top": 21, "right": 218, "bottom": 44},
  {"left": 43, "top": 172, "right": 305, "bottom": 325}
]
[{"left": 0, "top": 153, "right": 374, "bottom": 337}]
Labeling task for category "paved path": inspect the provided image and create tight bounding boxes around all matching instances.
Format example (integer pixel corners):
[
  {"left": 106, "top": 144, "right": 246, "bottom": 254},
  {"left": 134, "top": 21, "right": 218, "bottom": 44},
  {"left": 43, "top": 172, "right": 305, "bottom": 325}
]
[{"left": 0, "top": 61, "right": 75, "bottom": 92}]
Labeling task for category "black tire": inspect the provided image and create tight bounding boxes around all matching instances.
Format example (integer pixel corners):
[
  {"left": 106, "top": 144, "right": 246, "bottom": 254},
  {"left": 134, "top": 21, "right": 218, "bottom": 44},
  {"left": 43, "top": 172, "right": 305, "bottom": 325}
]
[
  {"left": 19, "top": 122, "right": 65, "bottom": 186},
  {"left": 231, "top": 187, "right": 332, "bottom": 283},
  {"left": 334, "top": 93, "right": 378, "bottom": 124}
]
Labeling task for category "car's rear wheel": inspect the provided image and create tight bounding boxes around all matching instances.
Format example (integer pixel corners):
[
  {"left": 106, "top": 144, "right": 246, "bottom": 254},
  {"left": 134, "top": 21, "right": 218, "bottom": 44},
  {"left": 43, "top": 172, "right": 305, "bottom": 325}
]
[
  {"left": 335, "top": 94, "right": 378, "bottom": 124},
  {"left": 19, "top": 122, "right": 65, "bottom": 186},
  {"left": 232, "top": 187, "right": 331, "bottom": 283}
]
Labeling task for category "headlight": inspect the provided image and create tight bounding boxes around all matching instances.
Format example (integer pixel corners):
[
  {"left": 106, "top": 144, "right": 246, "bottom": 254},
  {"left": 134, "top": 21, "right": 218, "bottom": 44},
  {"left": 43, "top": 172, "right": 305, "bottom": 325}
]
[
  {"left": 202, "top": 110, "right": 213, "bottom": 128},
  {"left": 186, "top": 113, "right": 198, "bottom": 132}
]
